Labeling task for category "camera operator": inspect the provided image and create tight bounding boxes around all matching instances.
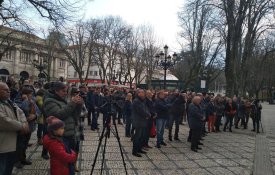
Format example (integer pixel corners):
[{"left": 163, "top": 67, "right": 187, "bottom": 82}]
[
  {"left": 113, "top": 89, "right": 126, "bottom": 125},
  {"left": 100, "top": 89, "right": 118, "bottom": 126},
  {"left": 43, "top": 82, "right": 83, "bottom": 172}
]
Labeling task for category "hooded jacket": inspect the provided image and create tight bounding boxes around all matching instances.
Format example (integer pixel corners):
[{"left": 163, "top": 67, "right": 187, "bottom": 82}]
[{"left": 43, "top": 135, "right": 77, "bottom": 175}]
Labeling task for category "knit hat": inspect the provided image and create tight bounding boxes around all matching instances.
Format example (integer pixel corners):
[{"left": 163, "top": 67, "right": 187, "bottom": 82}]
[{"left": 47, "top": 116, "right": 65, "bottom": 132}]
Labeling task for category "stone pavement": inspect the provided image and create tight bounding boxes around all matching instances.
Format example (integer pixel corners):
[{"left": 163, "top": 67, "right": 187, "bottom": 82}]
[
  {"left": 12, "top": 103, "right": 275, "bottom": 175},
  {"left": 261, "top": 102, "right": 275, "bottom": 175}
]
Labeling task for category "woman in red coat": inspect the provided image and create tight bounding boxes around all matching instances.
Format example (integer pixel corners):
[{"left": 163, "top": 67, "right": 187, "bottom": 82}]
[{"left": 43, "top": 116, "right": 77, "bottom": 175}]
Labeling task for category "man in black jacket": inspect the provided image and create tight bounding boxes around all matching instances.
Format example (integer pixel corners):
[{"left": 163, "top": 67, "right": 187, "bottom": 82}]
[
  {"left": 168, "top": 90, "right": 185, "bottom": 141},
  {"left": 144, "top": 90, "right": 156, "bottom": 148},
  {"left": 131, "top": 89, "right": 151, "bottom": 157},
  {"left": 188, "top": 96, "right": 204, "bottom": 152}
]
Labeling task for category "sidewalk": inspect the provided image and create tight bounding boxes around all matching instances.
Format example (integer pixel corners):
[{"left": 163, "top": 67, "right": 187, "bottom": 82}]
[{"left": 12, "top": 113, "right": 263, "bottom": 175}]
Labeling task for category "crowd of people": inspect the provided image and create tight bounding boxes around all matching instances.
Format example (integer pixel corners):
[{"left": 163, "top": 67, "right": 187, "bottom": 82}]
[{"left": 0, "top": 77, "right": 263, "bottom": 175}]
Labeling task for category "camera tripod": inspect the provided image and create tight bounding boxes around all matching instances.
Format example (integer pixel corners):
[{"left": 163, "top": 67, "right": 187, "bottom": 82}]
[{"left": 90, "top": 113, "right": 128, "bottom": 175}]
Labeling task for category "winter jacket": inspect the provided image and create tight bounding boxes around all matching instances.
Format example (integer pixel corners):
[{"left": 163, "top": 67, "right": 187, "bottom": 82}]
[
  {"left": 154, "top": 98, "right": 172, "bottom": 119},
  {"left": 36, "top": 95, "right": 45, "bottom": 124},
  {"left": 43, "top": 135, "right": 77, "bottom": 175},
  {"left": 124, "top": 100, "right": 132, "bottom": 119},
  {"left": 207, "top": 102, "right": 216, "bottom": 116},
  {"left": 131, "top": 97, "right": 150, "bottom": 128},
  {"left": 86, "top": 91, "right": 95, "bottom": 110},
  {"left": 215, "top": 102, "right": 225, "bottom": 116},
  {"left": 145, "top": 98, "right": 156, "bottom": 118},
  {"left": 20, "top": 99, "right": 41, "bottom": 132},
  {"left": 225, "top": 102, "right": 237, "bottom": 117},
  {"left": 188, "top": 103, "right": 204, "bottom": 129},
  {"left": 170, "top": 95, "right": 186, "bottom": 116},
  {"left": 0, "top": 100, "right": 26, "bottom": 153},
  {"left": 43, "top": 92, "right": 82, "bottom": 138}
]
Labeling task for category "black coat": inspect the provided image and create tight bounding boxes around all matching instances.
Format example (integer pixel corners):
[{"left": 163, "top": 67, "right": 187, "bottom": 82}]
[
  {"left": 124, "top": 100, "right": 132, "bottom": 118},
  {"left": 188, "top": 103, "right": 204, "bottom": 129},
  {"left": 145, "top": 98, "right": 156, "bottom": 118},
  {"left": 86, "top": 91, "right": 95, "bottom": 110},
  {"left": 155, "top": 98, "right": 171, "bottom": 120},
  {"left": 207, "top": 102, "right": 216, "bottom": 116},
  {"left": 131, "top": 97, "right": 150, "bottom": 128},
  {"left": 170, "top": 95, "right": 186, "bottom": 116}
]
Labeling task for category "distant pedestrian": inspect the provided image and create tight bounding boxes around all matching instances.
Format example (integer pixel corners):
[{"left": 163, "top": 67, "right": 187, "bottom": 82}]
[{"left": 223, "top": 98, "right": 237, "bottom": 132}]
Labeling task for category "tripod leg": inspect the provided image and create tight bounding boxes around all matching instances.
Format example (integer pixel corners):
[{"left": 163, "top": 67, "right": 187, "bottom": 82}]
[
  {"left": 90, "top": 125, "right": 106, "bottom": 175},
  {"left": 112, "top": 121, "right": 128, "bottom": 175},
  {"left": 100, "top": 133, "right": 108, "bottom": 175}
]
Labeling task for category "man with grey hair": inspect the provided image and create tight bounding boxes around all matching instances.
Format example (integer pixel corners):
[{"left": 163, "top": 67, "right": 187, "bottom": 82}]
[
  {"left": 0, "top": 82, "right": 30, "bottom": 175},
  {"left": 188, "top": 96, "right": 204, "bottom": 152},
  {"left": 131, "top": 89, "right": 151, "bottom": 157}
]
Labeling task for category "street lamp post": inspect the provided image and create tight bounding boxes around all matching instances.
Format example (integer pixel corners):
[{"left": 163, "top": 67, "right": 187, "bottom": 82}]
[
  {"left": 33, "top": 57, "right": 47, "bottom": 84},
  {"left": 155, "top": 45, "right": 177, "bottom": 89}
]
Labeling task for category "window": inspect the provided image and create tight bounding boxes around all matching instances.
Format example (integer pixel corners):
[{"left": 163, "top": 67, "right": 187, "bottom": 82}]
[
  {"left": 3, "top": 50, "right": 14, "bottom": 61},
  {"left": 20, "top": 50, "right": 33, "bottom": 63},
  {"left": 74, "top": 71, "right": 77, "bottom": 77},
  {"left": 39, "top": 54, "right": 47, "bottom": 63},
  {"left": 59, "top": 59, "right": 66, "bottom": 68},
  {"left": 81, "top": 71, "right": 84, "bottom": 76},
  {"left": 94, "top": 71, "right": 98, "bottom": 76},
  {"left": 89, "top": 71, "right": 93, "bottom": 76}
]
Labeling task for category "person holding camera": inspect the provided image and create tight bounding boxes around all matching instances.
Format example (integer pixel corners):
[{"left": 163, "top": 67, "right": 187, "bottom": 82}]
[{"left": 43, "top": 82, "right": 83, "bottom": 172}]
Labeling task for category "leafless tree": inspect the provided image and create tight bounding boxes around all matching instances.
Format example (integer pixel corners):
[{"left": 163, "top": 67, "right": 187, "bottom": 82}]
[
  {"left": 119, "top": 26, "right": 141, "bottom": 88},
  {"left": 89, "top": 16, "right": 131, "bottom": 85},
  {"left": 0, "top": 26, "right": 20, "bottom": 61},
  {"left": 176, "top": 0, "right": 224, "bottom": 89},
  {"left": 59, "top": 23, "right": 91, "bottom": 83},
  {"left": 138, "top": 25, "right": 159, "bottom": 88},
  {"left": 211, "top": 0, "right": 275, "bottom": 96},
  {"left": 0, "top": 0, "right": 85, "bottom": 29},
  {"left": 238, "top": 0, "right": 275, "bottom": 96}
]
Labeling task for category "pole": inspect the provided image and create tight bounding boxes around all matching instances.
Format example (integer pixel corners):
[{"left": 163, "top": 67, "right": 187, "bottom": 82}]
[{"left": 164, "top": 54, "right": 167, "bottom": 89}]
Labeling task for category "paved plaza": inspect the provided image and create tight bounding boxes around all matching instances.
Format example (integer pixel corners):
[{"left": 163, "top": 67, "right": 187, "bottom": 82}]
[{"left": 12, "top": 103, "right": 275, "bottom": 175}]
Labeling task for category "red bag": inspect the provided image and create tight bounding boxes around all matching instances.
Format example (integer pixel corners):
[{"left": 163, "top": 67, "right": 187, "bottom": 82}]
[{"left": 150, "top": 120, "right": 156, "bottom": 138}]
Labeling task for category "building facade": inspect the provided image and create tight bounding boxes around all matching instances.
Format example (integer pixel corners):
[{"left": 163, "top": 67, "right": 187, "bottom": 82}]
[{"left": 0, "top": 26, "right": 68, "bottom": 84}]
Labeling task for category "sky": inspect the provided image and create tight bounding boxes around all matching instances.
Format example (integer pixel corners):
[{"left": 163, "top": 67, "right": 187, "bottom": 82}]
[{"left": 84, "top": 0, "right": 185, "bottom": 53}]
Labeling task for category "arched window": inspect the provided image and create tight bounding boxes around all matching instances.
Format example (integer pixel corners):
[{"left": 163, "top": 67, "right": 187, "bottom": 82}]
[{"left": 0, "top": 69, "right": 9, "bottom": 82}]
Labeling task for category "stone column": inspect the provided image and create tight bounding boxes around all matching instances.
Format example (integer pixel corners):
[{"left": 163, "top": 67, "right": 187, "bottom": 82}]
[{"left": 13, "top": 46, "right": 21, "bottom": 75}]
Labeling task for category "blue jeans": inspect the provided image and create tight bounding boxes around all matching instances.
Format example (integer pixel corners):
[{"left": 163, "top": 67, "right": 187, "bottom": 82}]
[
  {"left": 0, "top": 151, "right": 16, "bottom": 175},
  {"left": 156, "top": 118, "right": 166, "bottom": 145}
]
